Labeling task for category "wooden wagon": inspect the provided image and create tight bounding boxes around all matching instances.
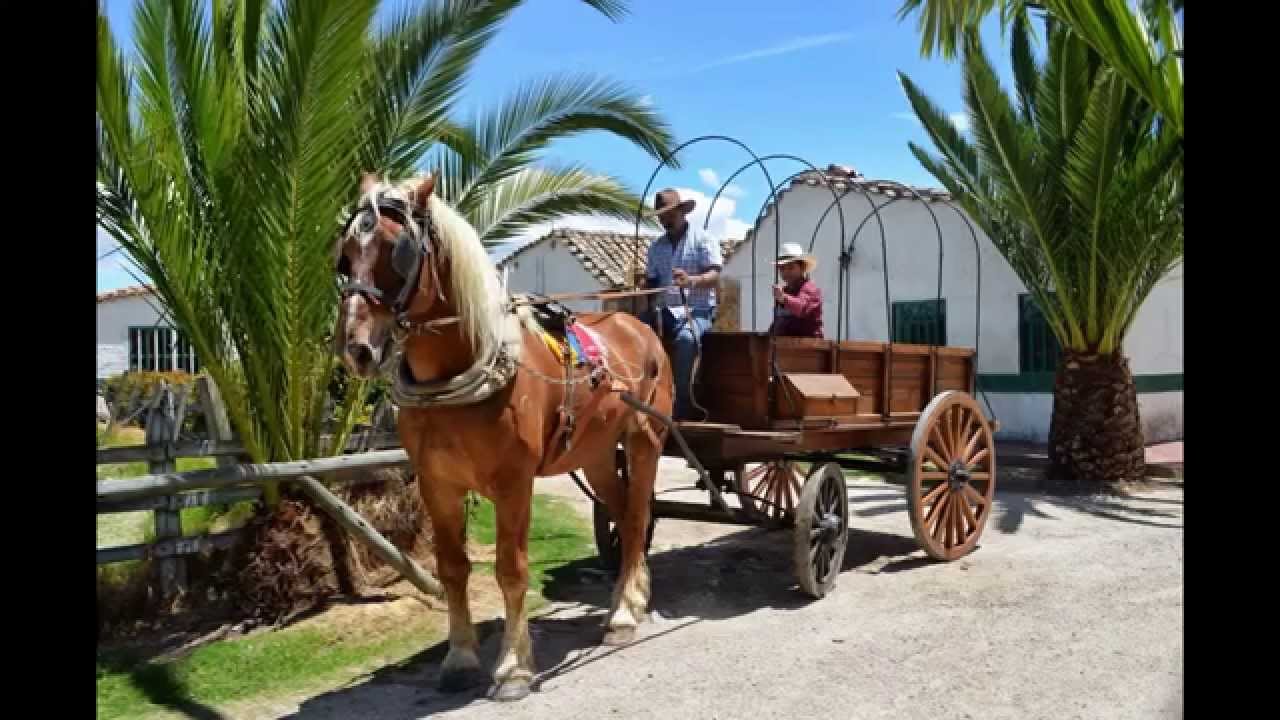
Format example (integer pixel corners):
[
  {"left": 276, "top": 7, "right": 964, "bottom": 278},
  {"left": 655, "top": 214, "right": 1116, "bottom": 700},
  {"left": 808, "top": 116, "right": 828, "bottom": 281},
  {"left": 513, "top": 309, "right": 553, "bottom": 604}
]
[
  {"left": 592, "top": 331, "right": 997, "bottom": 598},
  {"left": 582, "top": 137, "right": 999, "bottom": 599}
]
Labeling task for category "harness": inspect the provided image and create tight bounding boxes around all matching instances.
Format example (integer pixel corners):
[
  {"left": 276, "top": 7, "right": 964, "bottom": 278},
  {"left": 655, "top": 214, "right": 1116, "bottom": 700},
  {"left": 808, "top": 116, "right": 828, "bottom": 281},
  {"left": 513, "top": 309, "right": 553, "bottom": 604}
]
[
  {"left": 336, "top": 192, "right": 650, "bottom": 455},
  {"left": 337, "top": 195, "right": 456, "bottom": 336}
]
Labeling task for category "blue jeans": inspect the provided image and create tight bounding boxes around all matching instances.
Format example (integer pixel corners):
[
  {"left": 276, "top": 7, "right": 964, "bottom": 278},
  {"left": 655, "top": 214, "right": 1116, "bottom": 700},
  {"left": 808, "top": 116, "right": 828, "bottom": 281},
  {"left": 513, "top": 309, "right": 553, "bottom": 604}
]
[{"left": 641, "top": 307, "right": 714, "bottom": 420}]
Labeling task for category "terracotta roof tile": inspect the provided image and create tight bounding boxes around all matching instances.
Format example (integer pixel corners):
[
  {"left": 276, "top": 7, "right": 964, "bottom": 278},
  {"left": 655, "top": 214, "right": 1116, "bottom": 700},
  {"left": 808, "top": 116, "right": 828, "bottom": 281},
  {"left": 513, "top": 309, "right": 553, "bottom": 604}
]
[
  {"left": 512, "top": 228, "right": 745, "bottom": 290},
  {"left": 96, "top": 284, "right": 155, "bottom": 304}
]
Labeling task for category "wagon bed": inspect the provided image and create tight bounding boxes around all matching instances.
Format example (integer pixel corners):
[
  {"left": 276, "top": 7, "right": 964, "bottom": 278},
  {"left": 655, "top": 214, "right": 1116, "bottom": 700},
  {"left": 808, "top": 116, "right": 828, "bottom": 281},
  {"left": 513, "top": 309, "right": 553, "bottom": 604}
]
[{"left": 669, "top": 332, "right": 980, "bottom": 464}]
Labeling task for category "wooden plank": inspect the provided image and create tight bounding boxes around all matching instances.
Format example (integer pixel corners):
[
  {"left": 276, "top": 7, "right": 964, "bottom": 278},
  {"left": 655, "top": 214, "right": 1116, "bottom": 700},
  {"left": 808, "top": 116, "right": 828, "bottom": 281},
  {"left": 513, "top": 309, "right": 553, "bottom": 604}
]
[
  {"left": 96, "top": 432, "right": 402, "bottom": 465},
  {"left": 98, "top": 485, "right": 264, "bottom": 514},
  {"left": 96, "top": 449, "right": 412, "bottom": 502},
  {"left": 97, "top": 529, "right": 246, "bottom": 565},
  {"left": 887, "top": 343, "right": 933, "bottom": 356}
]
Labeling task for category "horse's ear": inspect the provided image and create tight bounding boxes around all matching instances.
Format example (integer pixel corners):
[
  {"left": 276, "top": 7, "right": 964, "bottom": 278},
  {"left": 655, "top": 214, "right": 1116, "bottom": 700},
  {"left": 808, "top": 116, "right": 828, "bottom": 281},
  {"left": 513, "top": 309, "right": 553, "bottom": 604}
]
[
  {"left": 359, "top": 172, "right": 380, "bottom": 194},
  {"left": 414, "top": 173, "right": 436, "bottom": 214}
]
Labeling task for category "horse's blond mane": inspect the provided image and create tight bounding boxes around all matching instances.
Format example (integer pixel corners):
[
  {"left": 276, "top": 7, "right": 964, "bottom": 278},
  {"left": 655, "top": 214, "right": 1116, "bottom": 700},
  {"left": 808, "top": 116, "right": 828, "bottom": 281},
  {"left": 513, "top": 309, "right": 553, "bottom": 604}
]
[{"left": 372, "top": 177, "right": 505, "bottom": 358}]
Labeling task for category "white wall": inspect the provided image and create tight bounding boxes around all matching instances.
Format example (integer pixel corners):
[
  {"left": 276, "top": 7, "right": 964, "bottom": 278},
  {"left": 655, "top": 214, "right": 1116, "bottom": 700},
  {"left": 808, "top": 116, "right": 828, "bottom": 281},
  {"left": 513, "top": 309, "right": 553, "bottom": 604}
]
[
  {"left": 96, "top": 294, "right": 169, "bottom": 379},
  {"left": 500, "top": 238, "right": 608, "bottom": 313},
  {"left": 981, "top": 392, "right": 1182, "bottom": 444},
  {"left": 721, "top": 183, "right": 1183, "bottom": 442}
]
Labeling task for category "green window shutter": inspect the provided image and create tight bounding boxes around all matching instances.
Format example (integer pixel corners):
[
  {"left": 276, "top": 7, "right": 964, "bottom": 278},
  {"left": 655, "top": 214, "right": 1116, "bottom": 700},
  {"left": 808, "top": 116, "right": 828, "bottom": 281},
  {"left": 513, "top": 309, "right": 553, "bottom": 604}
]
[
  {"left": 892, "top": 299, "right": 946, "bottom": 345},
  {"left": 1018, "top": 294, "right": 1062, "bottom": 373}
]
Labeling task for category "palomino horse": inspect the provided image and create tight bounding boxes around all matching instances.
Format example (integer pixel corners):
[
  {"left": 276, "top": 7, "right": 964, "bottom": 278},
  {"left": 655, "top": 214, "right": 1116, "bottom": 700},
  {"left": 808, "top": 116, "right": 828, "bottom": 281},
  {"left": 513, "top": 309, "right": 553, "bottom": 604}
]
[{"left": 334, "top": 173, "right": 672, "bottom": 701}]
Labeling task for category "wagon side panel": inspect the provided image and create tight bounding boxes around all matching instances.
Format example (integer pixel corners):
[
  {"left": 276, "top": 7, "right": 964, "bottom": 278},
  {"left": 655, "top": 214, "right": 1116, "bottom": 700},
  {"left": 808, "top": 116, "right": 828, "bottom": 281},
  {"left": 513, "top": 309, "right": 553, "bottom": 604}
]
[
  {"left": 837, "top": 341, "right": 888, "bottom": 418},
  {"left": 696, "top": 332, "right": 771, "bottom": 429}
]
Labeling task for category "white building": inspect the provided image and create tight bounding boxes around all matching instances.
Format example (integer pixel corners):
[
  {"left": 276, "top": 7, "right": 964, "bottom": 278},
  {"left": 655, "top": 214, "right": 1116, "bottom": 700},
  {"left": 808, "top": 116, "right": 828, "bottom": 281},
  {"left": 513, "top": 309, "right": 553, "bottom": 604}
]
[
  {"left": 719, "top": 166, "right": 1183, "bottom": 443},
  {"left": 96, "top": 285, "right": 199, "bottom": 380}
]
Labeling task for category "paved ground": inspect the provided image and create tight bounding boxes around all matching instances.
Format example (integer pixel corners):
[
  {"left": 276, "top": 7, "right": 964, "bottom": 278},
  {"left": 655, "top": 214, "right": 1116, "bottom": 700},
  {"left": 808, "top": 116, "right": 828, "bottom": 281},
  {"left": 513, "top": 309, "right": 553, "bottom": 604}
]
[{"left": 276, "top": 461, "right": 1184, "bottom": 720}]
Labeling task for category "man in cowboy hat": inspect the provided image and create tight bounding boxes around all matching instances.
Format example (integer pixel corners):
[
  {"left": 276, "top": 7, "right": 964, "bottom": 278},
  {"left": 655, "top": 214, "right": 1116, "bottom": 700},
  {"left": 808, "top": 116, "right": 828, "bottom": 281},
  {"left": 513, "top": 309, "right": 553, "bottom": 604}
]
[
  {"left": 770, "top": 242, "right": 824, "bottom": 338},
  {"left": 639, "top": 188, "right": 723, "bottom": 420}
]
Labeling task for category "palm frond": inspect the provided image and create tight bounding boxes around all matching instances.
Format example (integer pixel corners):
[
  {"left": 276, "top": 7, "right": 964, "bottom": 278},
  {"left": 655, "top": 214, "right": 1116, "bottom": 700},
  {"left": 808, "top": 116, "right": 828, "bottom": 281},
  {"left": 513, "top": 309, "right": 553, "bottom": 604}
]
[
  {"left": 901, "top": 14, "right": 1181, "bottom": 356},
  {"left": 98, "top": 0, "right": 678, "bottom": 488},
  {"left": 464, "top": 165, "right": 652, "bottom": 245},
  {"left": 1040, "top": 0, "right": 1182, "bottom": 136},
  {"left": 447, "top": 75, "right": 675, "bottom": 214}
]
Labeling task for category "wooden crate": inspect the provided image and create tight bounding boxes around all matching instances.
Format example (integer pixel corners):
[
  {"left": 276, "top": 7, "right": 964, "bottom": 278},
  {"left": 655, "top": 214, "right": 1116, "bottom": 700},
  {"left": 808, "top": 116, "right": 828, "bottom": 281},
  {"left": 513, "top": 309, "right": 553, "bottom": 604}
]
[{"left": 774, "top": 373, "right": 860, "bottom": 420}]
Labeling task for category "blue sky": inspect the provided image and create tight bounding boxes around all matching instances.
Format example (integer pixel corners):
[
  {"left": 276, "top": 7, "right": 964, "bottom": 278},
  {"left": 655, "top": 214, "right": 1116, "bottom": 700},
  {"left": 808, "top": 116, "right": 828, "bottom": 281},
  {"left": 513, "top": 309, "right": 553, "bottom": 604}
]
[{"left": 97, "top": 0, "right": 1015, "bottom": 291}]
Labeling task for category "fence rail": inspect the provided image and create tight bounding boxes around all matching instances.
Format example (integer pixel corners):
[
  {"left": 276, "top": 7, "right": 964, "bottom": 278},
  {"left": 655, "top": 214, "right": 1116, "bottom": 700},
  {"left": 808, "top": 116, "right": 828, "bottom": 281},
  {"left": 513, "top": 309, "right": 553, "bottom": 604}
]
[{"left": 93, "top": 377, "right": 441, "bottom": 601}]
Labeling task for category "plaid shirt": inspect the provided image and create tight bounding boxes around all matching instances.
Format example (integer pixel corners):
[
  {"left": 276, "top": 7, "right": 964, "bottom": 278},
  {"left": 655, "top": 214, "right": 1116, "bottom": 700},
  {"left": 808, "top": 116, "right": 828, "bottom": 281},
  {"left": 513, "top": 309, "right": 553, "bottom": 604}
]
[{"left": 645, "top": 225, "right": 723, "bottom": 314}]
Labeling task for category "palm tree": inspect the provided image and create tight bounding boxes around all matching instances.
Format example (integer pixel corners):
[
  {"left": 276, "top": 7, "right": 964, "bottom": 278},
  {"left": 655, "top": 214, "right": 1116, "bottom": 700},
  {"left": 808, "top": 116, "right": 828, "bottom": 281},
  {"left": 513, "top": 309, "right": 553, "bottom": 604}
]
[
  {"left": 96, "top": 0, "right": 673, "bottom": 606},
  {"left": 97, "top": 0, "right": 670, "bottom": 477},
  {"left": 896, "top": 0, "right": 1183, "bottom": 138},
  {"left": 898, "top": 19, "right": 1182, "bottom": 485}
]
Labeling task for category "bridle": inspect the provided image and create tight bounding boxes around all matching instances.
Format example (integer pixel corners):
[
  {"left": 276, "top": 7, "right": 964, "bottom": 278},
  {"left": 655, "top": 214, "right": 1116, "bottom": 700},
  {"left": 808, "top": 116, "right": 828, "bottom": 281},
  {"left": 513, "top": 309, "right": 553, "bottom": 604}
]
[{"left": 337, "top": 192, "right": 457, "bottom": 335}]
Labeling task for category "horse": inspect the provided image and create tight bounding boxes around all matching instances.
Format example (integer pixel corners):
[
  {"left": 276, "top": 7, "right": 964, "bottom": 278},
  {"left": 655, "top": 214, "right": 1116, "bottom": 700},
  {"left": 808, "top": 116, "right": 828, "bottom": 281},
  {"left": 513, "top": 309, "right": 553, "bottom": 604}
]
[{"left": 333, "top": 173, "right": 673, "bottom": 702}]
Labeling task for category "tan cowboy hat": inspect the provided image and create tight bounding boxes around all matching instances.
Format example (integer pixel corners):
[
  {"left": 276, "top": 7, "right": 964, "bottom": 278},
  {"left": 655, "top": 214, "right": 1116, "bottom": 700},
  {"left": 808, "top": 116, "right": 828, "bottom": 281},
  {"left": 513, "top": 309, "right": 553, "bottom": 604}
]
[
  {"left": 648, "top": 188, "right": 696, "bottom": 217},
  {"left": 775, "top": 242, "right": 818, "bottom": 273}
]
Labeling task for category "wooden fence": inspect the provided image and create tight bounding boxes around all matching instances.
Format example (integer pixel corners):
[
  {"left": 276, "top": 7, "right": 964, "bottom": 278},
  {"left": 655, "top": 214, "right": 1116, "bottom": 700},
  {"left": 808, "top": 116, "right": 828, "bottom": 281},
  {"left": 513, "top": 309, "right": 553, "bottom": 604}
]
[{"left": 95, "top": 376, "right": 440, "bottom": 603}]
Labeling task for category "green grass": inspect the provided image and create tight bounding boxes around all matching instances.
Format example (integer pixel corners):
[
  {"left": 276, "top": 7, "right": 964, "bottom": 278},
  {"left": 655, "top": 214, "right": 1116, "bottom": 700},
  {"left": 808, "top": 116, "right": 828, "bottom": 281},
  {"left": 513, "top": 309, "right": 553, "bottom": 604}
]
[
  {"left": 96, "top": 612, "right": 441, "bottom": 720},
  {"left": 465, "top": 493, "right": 595, "bottom": 592},
  {"left": 97, "top": 492, "right": 593, "bottom": 719}
]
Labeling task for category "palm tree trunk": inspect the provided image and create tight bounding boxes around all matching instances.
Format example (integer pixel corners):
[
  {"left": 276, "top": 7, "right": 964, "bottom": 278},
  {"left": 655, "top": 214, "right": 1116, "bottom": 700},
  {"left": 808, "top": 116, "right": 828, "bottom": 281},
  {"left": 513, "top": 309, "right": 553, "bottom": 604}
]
[{"left": 1047, "top": 352, "right": 1146, "bottom": 486}]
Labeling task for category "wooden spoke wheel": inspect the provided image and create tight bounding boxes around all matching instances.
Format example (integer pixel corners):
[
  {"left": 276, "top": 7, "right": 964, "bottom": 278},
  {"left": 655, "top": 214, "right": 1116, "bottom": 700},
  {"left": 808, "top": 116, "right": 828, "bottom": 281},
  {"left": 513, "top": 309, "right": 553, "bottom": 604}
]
[
  {"left": 906, "top": 391, "right": 997, "bottom": 561},
  {"left": 592, "top": 501, "right": 656, "bottom": 573},
  {"left": 792, "top": 462, "right": 850, "bottom": 598},
  {"left": 734, "top": 460, "right": 804, "bottom": 523}
]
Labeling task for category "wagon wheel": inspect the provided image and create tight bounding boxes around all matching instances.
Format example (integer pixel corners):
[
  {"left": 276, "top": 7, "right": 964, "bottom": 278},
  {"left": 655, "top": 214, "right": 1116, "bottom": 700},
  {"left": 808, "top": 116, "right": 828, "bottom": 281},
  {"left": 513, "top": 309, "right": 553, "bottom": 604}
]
[
  {"left": 792, "top": 462, "right": 849, "bottom": 598},
  {"left": 906, "top": 391, "right": 997, "bottom": 561},
  {"left": 734, "top": 460, "right": 803, "bottom": 523},
  {"left": 592, "top": 501, "right": 657, "bottom": 573}
]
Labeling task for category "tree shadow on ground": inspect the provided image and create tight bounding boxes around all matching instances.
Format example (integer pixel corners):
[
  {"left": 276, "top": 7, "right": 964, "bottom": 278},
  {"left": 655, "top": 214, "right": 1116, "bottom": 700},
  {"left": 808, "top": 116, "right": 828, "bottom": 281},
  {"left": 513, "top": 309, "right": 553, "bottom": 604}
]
[
  {"left": 98, "top": 651, "right": 228, "bottom": 720},
  {"left": 285, "top": 521, "right": 932, "bottom": 718},
  {"left": 994, "top": 487, "right": 1183, "bottom": 534}
]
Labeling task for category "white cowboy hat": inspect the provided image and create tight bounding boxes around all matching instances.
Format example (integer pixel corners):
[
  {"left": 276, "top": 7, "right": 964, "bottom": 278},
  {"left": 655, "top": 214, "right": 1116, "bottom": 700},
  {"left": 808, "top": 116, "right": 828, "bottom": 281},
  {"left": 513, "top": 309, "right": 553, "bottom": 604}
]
[{"left": 775, "top": 242, "right": 818, "bottom": 273}]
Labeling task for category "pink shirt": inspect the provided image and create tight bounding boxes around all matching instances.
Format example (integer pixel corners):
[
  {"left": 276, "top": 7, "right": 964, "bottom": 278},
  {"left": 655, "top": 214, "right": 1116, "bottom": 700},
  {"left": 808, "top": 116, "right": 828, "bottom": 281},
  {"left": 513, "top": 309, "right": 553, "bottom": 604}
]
[{"left": 771, "top": 279, "right": 824, "bottom": 338}]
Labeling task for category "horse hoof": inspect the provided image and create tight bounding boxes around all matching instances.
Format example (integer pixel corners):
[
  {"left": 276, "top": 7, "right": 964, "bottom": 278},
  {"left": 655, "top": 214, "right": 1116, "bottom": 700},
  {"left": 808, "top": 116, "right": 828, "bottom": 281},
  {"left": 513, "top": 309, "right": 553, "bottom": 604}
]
[
  {"left": 490, "top": 678, "right": 531, "bottom": 703},
  {"left": 438, "top": 667, "right": 488, "bottom": 693},
  {"left": 602, "top": 626, "right": 636, "bottom": 646}
]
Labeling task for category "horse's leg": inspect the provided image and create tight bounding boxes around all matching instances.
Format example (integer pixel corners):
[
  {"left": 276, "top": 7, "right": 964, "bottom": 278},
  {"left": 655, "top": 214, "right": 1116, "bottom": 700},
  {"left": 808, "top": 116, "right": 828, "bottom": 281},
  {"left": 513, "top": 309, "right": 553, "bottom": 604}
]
[
  {"left": 490, "top": 475, "right": 536, "bottom": 702},
  {"left": 421, "top": 479, "right": 484, "bottom": 692},
  {"left": 604, "top": 425, "right": 661, "bottom": 646}
]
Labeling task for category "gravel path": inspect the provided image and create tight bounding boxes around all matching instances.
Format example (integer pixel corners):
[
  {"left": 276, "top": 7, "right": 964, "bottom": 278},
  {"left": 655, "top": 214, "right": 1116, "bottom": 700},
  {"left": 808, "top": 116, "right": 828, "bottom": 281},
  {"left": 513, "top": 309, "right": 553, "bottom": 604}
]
[{"left": 276, "top": 460, "right": 1184, "bottom": 720}]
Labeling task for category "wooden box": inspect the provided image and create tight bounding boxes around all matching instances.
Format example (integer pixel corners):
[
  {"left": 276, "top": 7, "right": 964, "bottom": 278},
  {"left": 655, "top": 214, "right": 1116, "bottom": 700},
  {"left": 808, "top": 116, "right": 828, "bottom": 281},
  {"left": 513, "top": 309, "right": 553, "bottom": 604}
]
[{"left": 774, "top": 373, "right": 860, "bottom": 420}]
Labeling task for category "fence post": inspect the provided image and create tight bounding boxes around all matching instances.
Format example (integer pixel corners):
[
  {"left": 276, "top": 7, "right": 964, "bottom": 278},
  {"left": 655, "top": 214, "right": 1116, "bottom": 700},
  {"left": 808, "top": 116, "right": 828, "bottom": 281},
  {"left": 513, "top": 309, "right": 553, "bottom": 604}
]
[
  {"left": 146, "top": 382, "right": 186, "bottom": 604},
  {"left": 196, "top": 376, "right": 237, "bottom": 467}
]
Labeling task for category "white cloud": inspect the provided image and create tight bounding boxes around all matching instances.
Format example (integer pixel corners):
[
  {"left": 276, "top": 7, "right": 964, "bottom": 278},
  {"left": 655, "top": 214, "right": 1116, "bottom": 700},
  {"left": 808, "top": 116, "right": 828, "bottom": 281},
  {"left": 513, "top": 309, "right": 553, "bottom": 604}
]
[
  {"left": 669, "top": 187, "right": 751, "bottom": 241},
  {"left": 699, "top": 168, "right": 746, "bottom": 200},
  {"left": 494, "top": 186, "right": 755, "bottom": 263},
  {"left": 891, "top": 111, "right": 923, "bottom": 127},
  {"left": 695, "top": 32, "right": 854, "bottom": 72}
]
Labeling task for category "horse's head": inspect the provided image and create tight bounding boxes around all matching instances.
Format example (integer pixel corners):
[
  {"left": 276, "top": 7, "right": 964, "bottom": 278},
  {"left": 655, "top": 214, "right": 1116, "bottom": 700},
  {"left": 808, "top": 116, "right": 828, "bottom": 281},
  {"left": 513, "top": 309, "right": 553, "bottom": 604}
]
[{"left": 334, "top": 173, "right": 439, "bottom": 377}]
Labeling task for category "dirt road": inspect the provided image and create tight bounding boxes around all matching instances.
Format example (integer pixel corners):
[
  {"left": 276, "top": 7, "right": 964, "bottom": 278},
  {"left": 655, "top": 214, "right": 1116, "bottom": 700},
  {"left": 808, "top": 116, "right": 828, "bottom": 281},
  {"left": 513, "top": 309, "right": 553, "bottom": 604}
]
[{"left": 278, "top": 460, "right": 1184, "bottom": 719}]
